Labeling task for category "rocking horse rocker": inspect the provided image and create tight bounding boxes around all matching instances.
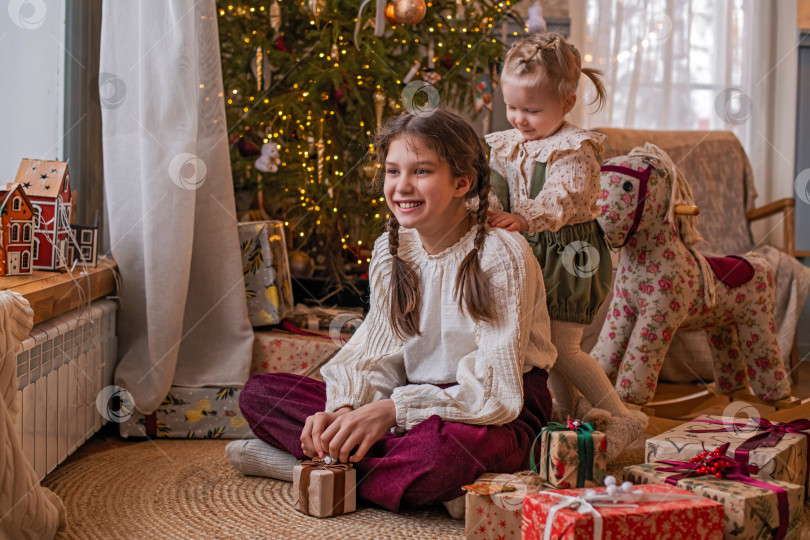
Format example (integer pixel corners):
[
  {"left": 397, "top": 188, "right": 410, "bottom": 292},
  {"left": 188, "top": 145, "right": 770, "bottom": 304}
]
[{"left": 591, "top": 143, "right": 792, "bottom": 406}]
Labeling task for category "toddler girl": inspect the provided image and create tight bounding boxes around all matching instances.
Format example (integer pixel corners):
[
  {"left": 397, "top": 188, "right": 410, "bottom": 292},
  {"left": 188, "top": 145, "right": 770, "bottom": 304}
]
[{"left": 486, "top": 32, "right": 647, "bottom": 461}]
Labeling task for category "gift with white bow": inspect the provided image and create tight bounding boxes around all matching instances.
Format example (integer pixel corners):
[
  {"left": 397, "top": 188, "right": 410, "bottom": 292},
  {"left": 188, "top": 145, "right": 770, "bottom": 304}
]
[{"left": 521, "top": 475, "right": 724, "bottom": 539}]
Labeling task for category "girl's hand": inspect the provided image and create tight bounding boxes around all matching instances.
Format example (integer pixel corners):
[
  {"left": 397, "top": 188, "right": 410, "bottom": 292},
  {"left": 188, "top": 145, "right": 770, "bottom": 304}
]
[
  {"left": 301, "top": 405, "right": 353, "bottom": 458},
  {"left": 488, "top": 211, "right": 529, "bottom": 232},
  {"left": 318, "top": 399, "right": 397, "bottom": 463}
]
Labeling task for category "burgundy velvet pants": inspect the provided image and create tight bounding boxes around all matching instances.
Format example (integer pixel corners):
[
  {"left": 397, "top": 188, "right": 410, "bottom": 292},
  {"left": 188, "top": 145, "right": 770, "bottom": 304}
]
[{"left": 239, "top": 368, "right": 551, "bottom": 512}]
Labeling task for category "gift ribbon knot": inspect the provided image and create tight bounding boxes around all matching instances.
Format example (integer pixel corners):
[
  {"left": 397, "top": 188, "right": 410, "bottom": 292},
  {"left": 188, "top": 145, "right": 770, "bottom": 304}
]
[{"left": 688, "top": 417, "right": 810, "bottom": 495}]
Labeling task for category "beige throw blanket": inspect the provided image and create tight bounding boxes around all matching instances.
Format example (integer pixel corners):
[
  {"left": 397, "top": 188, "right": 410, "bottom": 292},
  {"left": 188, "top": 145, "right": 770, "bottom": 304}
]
[{"left": 0, "top": 292, "right": 66, "bottom": 539}]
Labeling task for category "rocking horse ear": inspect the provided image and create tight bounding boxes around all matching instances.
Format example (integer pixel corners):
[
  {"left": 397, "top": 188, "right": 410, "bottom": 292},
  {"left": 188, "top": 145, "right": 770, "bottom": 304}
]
[{"left": 641, "top": 157, "right": 667, "bottom": 177}]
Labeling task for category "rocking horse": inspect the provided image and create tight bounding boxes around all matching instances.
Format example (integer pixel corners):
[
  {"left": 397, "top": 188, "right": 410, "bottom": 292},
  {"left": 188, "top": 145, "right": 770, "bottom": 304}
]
[{"left": 591, "top": 143, "right": 792, "bottom": 406}]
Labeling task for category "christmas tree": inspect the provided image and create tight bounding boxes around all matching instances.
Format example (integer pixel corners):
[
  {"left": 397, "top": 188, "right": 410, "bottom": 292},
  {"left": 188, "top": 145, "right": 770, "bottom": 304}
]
[{"left": 218, "top": 0, "right": 521, "bottom": 286}]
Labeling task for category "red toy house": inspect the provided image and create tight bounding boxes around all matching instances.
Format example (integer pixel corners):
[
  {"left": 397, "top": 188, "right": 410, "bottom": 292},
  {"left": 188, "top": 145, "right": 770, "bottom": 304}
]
[
  {"left": 13, "top": 159, "right": 72, "bottom": 270},
  {"left": 0, "top": 184, "right": 35, "bottom": 276}
]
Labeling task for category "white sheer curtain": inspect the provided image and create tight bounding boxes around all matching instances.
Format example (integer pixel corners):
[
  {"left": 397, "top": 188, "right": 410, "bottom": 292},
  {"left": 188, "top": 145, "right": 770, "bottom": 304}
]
[
  {"left": 582, "top": 0, "right": 797, "bottom": 228},
  {"left": 100, "top": 0, "right": 254, "bottom": 414}
]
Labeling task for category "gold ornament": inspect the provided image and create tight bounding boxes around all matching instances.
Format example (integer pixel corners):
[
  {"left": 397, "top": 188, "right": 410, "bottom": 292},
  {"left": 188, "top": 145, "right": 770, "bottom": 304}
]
[
  {"left": 384, "top": 3, "right": 398, "bottom": 24},
  {"left": 373, "top": 91, "right": 386, "bottom": 127},
  {"left": 289, "top": 251, "right": 315, "bottom": 278},
  {"left": 392, "top": 0, "right": 426, "bottom": 24},
  {"left": 308, "top": 0, "right": 325, "bottom": 17}
]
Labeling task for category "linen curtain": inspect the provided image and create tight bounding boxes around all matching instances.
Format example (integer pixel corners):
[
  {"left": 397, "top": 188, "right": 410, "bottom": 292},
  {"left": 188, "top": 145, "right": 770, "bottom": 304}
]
[{"left": 100, "top": 0, "right": 254, "bottom": 413}]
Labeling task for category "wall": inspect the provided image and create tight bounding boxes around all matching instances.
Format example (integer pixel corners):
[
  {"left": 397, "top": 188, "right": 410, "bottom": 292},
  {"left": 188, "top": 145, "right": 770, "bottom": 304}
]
[
  {"left": 0, "top": 0, "right": 66, "bottom": 183},
  {"left": 800, "top": 0, "right": 810, "bottom": 30}
]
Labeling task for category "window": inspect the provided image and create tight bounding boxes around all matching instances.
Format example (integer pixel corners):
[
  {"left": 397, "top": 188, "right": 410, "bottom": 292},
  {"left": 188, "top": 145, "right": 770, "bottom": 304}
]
[
  {"left": 33, "top": 205, "right": 42, "bottom": 228},
  {"left": 584, "top": 1, "right": 747, "bottom": 132},
  {"left": 81, "top": 246, "right": 93, "bottom": 260},
  {"left": 12, "top": 197, "right": 20, "bottom": 211},
  {"left": 21, "top": 251, "right": 29, "bottom": 270},
  {"left": 10, "top": 224, "right": 19, "bottom": 242},
  {"left": 81, "top": 230, "right": 93, "bottom": 244},
  {"left": 22, "top": 224, "right": 31, "bottom": 242},
  {"left": 33, "top": 238, "right": 40, "bottom": 260}
]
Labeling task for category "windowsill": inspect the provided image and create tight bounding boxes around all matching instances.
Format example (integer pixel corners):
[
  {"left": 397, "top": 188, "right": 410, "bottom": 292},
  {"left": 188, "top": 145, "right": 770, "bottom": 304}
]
[{"left": 0, "top": 257, "right": 117, "bottom": 325}]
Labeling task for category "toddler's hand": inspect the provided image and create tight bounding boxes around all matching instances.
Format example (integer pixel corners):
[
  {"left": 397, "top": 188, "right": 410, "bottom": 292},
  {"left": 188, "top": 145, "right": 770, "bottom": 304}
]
[{"left": 488, "top": 211, "right": 528, "bottom": 232}]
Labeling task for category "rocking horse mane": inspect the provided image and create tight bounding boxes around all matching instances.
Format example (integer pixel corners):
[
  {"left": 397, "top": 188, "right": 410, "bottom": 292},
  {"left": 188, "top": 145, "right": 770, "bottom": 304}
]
[{"left": 627, "top": 143, "right": 704, "bottom": 247}]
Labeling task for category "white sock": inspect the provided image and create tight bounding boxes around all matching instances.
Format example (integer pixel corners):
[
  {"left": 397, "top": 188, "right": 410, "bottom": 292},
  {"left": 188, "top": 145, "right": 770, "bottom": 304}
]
[
  {"left": 442, "top": 495, "right": 466, "bottom": 519},
  {"left": 226, "top": 439, "right": 302, "bottom": 482}
]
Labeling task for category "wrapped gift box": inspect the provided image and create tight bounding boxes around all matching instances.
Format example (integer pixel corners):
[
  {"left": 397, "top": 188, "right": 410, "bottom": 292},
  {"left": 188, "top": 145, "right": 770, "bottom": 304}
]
[
  {"left": 624, "top": 463, "right": 804, "bottom": 540},
  {"left": 251, "top": 328, "right": 341, "bottom": 381},
  {"left": 536, "top": 422, "right": 607, "bottom": 489},
  {"left": 238, "top": 220, "right": 294, "bottom": 327},
  {"left": 522, "top": 483, "right": 724, "bottom": 539},
  {"left": 119, "top": 386, "right": 254, "bottom": 439},
  {"left": 462, "top": 472, "right": 546, "bottom": 540},
  {"left": 645, "top": 415, "right": 809, "bottom": 497},
  {"left": 293, "top": 459, "right": 357, "bottom": 517}
]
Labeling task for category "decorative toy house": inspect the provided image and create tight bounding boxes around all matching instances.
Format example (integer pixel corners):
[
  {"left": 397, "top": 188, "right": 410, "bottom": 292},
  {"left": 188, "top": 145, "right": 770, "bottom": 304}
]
[
  {"left": 69, "top": 210, "right": 100, "bottom": 268},
  {"left": 0, "top": 184, "right": 35, "bottom": 276},
  {"left": 14, "top": 159, "right": 72, "bottom": 270}
]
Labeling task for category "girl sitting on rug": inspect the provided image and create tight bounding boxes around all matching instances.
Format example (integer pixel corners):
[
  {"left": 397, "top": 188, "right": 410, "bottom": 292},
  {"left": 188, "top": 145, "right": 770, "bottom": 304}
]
[
  {"left": 484, "top": 32, "right": 647, "bottom": 461},
  {"left": 229, "top": 109, "right": 556, "bottom": 517}
]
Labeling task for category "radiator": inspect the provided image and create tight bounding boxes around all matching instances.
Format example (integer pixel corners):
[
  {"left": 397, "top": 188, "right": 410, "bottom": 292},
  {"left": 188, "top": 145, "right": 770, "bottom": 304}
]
[{"left": 16, "top": 299, "right": 118, "bottom": 482}]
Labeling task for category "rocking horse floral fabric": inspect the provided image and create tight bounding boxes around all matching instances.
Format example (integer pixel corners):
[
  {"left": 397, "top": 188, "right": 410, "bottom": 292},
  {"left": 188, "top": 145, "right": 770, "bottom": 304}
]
[{"left": 591, "top": 144, "right": 791, "bottom": 405}]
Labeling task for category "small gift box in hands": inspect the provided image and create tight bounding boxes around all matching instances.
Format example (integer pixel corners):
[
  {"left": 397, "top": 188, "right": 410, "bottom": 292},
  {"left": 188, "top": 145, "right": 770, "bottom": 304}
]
[{"left": 292, "top": 456, "right": 357, "bottom": 518}]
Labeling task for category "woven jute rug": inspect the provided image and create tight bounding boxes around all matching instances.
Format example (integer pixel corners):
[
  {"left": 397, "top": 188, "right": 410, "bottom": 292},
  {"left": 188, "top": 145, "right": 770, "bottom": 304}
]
[
  {"left": 49, "top": 437, "right": 810, "bottom": 539},
  {"left": 42, "top": 439, "right": 465, "bottom": 539}
]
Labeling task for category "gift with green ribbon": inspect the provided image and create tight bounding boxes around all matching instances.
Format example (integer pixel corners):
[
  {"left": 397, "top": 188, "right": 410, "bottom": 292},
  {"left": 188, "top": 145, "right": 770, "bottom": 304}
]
[{"left": 529, "top": 418, "right": 607, "bottom": 489}]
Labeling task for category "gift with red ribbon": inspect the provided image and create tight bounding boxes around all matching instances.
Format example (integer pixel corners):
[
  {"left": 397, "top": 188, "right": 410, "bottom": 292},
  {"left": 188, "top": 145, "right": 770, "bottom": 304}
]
[
  {"left": 645, "top": 414, "right": 810, "bottom": 498},
  {"left": 687, "top": 416, "right": 810, "bottom": 498},
  {"left": 292, "top": 457, "right": 357, "bottom": 517},
  {"left": 625, "top": 442, "right": 804, "bottom": 540}
]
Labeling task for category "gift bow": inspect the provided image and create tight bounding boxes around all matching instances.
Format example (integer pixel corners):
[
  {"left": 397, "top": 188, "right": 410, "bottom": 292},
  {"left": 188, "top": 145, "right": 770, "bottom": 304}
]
[
  {"left": 299, "top": 458, "right": 353, "bottom": 517},
  {"left": 689, "top": 417, "right": 810, "bottom": 496},
  {"left": 539, "top": 488, "right": 704, "bottom": 540},
  {"left": 530, "top": 421, "right": 597, "bottom": 488},
  {"left": 688, "top": 417, "right": 810, "bottom": 461},
  {"left": 656, "top": 442, "right": 790, "bottom": 540}
]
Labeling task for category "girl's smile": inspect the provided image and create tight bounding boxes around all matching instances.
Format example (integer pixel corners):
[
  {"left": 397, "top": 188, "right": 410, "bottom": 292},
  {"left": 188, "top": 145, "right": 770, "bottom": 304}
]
[{"left": 383, "top": 135, "right": 472, "bottom": 254}]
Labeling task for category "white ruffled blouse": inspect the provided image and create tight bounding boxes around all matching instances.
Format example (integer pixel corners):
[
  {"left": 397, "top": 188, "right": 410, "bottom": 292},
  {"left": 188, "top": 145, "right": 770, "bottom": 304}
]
[
  {"left": 320, "top": 226, "right": 557, "bottom": 432},
  {"left": 484, "top": 123, "right": 607, "bottom": 233}
]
